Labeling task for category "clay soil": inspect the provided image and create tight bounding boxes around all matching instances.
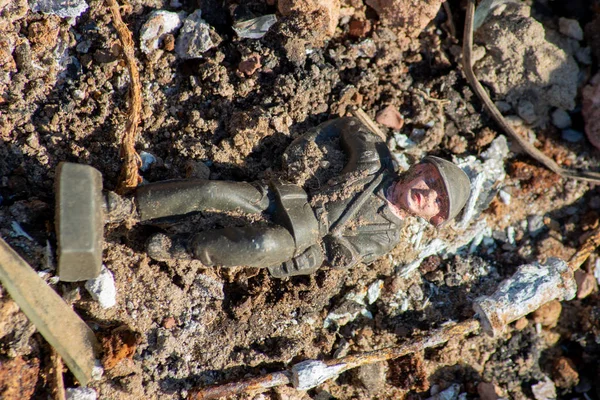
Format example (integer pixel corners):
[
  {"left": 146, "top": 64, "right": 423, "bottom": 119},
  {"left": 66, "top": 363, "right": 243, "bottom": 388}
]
[{"left": 1, "top": 0, "right": 600, "bottom": 399}]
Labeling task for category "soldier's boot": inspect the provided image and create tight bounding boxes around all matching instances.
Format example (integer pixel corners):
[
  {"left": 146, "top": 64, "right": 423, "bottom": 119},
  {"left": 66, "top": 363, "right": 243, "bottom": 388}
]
[
  {"left": 103, "top": 191, "right": 139, "bottom": 223},
  {"left": 146, "top": 232, "right": 192, "bottom": 261},
  {"left": 268, "top": 244, "right": 324, "bottom": 278}
]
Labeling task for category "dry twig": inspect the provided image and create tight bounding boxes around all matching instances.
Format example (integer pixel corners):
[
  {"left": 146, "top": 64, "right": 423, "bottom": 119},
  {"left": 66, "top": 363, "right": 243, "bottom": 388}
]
[
  {"left": 105, "top": 0, "right": 142, "bottom": 194},
  {"left": 51, "top": 349, "right": 66, "bottom": 400},
  {"left": 462, "top": 0, "right": 600, "bottom": 184},
  {"left": 351, "top": 107, "right": 387, "bottom": 141},
  {"left": 189, "top": 320, "right": 479, "bottom": 399}
]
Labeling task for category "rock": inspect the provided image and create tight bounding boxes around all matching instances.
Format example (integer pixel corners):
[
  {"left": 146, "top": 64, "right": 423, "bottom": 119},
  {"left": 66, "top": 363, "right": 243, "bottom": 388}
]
[
  {"left": 349, "top": 19, "right": 371, "bottom": 38},
  {"left": 474, "top": 4, "right": 579, "bottom": 126},
  {"left": 582, "top": 72, "right": 600, "bottom": 150},
  {"left": 0, "top": 356, "right": 39, "bottom": 399},
  {"left": 175, "top": 10, "right": 220, "bottom": 59},
  {"left": 278, "top": 0, "right": 340, "bottom": 37},
  {"left": 184, "top": 160, "right": 211, "bottom": 179},
  {"left": 85, "top": 265, "right": 117, "bottom": 308},
  {"left": 30, "top": 0, "right": 88, "bottom": 18},
  {"left": 376, "top": 105, "right": 404, "bottom": 130},
  {"left": 550, "top": 109, "right": 571, "bottom": 129},
  {"left": 66, "top": 387, "right": 97, "bottom": 400},
  {"left": 514, "top": 317, "right": 528, "bottom": 330},
  {"left": 356, "top": 362, "right": 387, "bottom": 392},
  {"left": 552, "top": 357, "right": 579, "bottom": 388},
  {"left": 561, "top": 129, "right": 584, "bottom": 143},
  {"left": 558, "top": 17, "right": 583, "bottom": 41},
  {"left": 574, "top": 269, "right": 597, "bottom": 299},
  {"left": 139, "top": 10, "right": 183, "bottom": 54},
  {"left": 531, "top": 299, "right": 561, "bottom": 328},
  {"left": 531, "top": 378, "right": 556, "bottom": 400},
  {"left": 162, "top": 316, "right": 176, "bottom": 329},
  {"left": 575, "top": 47, "right": 592, "bottom": 65},
  {"left": 477, "top": 382, "right": 500, "bottom": 400},
  {"left": 238, "top": 53, "right": 261, "bottom": 75},
  {"left": 527, "top": 215, "right": 545, "bottom": 237},
  {"left": 426, "top": 383, "right": 460, "bottom": 400},
  {"left": 366, "top": 0, "right": 444, "bottom": 38},
  {"left": 517, "top": 100, "right": 537, "bottom": 124}
]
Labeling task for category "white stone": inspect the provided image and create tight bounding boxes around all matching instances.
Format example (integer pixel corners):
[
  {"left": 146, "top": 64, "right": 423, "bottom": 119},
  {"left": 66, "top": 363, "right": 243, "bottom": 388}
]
[
  {"left": 66, "top": 387, "right": 97, "bottom": 400},
  {"left": 31, "top": 0, "right": 88, "bottom": 17},
  {"left": 558, "top": 17, "right": 583, "bottom": 41},
  {"left": 551, "top": 108, "right": 571, "bottom": 129},
  {"left": 367, "top": 280, "right": 383, "bottom": 304},
  {"left": 291, "top": 360, "right": 345, "bottom": 390},
  {"left": 531, "top": 378, "right": 557, "bottom": 400},
  {"left": 140, "top": 10, "right": 183, "bottom": 54},
  {"left": 426, "top": 384, "right": 460, "bottom": 400},
  {"left": 175, "top": 10, "right": 218, "bottom": 59},
  {"left": 85, "top": 265, "right": 117, "bottom": 308}
]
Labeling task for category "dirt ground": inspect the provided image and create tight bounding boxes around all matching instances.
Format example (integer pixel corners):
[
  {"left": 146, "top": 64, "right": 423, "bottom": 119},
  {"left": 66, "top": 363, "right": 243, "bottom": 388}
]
[{"left": 1, "top": 0, "right": 600, "bottom": 399}]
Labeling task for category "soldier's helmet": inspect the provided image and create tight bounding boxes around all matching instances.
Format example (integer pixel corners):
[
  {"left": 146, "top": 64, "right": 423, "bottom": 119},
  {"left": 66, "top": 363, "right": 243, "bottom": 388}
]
[{"left": 422, "top": 156, "right": 471, "bottom": 223}]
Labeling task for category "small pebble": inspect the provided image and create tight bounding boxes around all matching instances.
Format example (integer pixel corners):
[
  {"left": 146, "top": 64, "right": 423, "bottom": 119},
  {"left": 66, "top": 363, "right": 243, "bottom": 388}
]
[
  {"left": 514, "top": 317, "right": 528, "bottom": 330},
  {"left": 527, "top": 215, "right": 545, "bottom": 237},
  {"left": 162, "top": 316, "right": 176, "bottom": 329},
  {"left": 176, "top": 10, "right": 220, "bottom": 59},
  {"left": 574, "top": 270, "right": 597, "bottom": 299},
  {"left": 477, "top": 382, "right": 500, "bottom": 400},
  {"left": 551, "top": 109, "right": 571, "bottom": 129},
  {"left": 238, "top": 53, "right": 261, "bottom": 76},
  {"left": 558, "top": 17, "right": 584, "bottom": 41},
  {"left": 561, "top": 129, "right": 584, "bottom": 143},
  {"left": 376, "top": 105, "right": 404, "bottom": 130},
  {"left": 531, "top": 378, "right": 556, "bottom": 400},
  {"left": 552, "top": 356, "right": 579, "bottom": 388},
  {"left": 575, "top": 47, "right": 592, "bottom": 65},
  {"left": 139, "top": 10, "right": 183, "bottom": 54},
  {"left": 517, "top": 100, "right": 537, "bottom": 124},
  {"left": 85, "top": 265, "right": 117, "bottom": 309},
  {"left": 531, "top": 300, "right": 561, "bottom": 328}
]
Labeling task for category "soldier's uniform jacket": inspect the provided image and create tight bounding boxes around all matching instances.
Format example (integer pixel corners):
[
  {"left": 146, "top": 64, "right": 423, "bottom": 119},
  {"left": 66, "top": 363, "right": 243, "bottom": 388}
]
[{"left": 282, "top": 117, "right": 404, "bottom": 271}]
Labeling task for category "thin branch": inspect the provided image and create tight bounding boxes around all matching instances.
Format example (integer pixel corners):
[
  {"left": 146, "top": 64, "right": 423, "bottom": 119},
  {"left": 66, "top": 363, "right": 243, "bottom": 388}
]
[
  {"left": 105, "top": 0, "right": 142, "bottom": 194},
  {"left": 462, "top": 0, "right": 600, "bottom": 184}
]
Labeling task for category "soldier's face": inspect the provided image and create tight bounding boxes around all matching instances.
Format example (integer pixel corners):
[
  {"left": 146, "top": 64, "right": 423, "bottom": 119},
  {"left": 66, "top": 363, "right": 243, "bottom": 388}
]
[{"left": 392, "top": 163, "right": 448, "bottom": 226}]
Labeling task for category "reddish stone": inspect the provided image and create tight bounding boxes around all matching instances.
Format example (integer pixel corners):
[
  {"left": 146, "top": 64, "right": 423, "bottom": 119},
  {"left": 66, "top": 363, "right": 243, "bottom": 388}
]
[
  {"left": 238, "top": 53, "right": 261, "bottom": 76},
  {"left": 349, "top": 19, "right": 371, "bottom": 37},
  {"left": 531, "top": 300, "right": 561, "bottom": 328},
  {"left": 552, "top": 357, "right": 579, "bottom": 388},
  {"left": 376, "top": 105, "right": 404, "bottom": 130}
]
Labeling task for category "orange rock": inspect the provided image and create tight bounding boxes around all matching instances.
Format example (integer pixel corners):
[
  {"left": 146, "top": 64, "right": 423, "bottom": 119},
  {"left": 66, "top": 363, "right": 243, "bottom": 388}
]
[
  {"left": 552, "top": 357, "right": 579, "bottom": 388},
  {"left": 101, "top": 326, "right": 142, "bottom": 370},
  {"left": 531, "top": 300, "right": 561, "bottom": 328},
  {"left": 376, "top": 105, "right": 404, "bottom": 130},
  {"left": 238, "top": 53, "right": 262, "bottom": 76},
  {"left": 365, "top": 0, "right": 444, "bottom": 37},
  {"left": 514, "top": 317, "right": 528, "bottom": 330},
  {"left": 349, "top": 19, "right": 371, "bottom": 37},
  {"left": 278, "top": 0, "right": 340, "bottom": 36},
  {"left": 162, "top": 316, "right": 176, "bottom": 329}
]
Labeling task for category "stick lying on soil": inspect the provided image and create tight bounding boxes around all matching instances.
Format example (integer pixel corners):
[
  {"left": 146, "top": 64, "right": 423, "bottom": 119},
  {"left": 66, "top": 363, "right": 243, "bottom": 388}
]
[
  {"left": 105, "top": 0, "right": 143, "bottom": 194},
  {"left": 462, "top": 0, "right": 600, "bottom": 184},
  {"left": 189, "top": 320, "right": 480, "bottom": 399}
]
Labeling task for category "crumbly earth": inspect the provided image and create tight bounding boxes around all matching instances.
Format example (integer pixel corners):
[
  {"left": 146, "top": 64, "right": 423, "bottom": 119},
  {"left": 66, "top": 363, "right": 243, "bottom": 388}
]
[{"left": 1, "top": 0, "right": 600, "bottom": 399}]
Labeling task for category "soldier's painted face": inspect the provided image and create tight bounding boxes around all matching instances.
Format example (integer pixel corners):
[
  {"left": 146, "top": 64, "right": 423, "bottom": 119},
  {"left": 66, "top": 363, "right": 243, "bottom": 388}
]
[{"left": 389, "top": 163, "right": 449, "bottom": 226}]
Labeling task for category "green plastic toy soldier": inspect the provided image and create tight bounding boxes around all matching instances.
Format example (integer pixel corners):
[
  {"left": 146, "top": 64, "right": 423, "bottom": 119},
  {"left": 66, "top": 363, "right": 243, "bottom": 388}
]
[{"left": 105, "top": 117, "right": 471, "bottom": 278}]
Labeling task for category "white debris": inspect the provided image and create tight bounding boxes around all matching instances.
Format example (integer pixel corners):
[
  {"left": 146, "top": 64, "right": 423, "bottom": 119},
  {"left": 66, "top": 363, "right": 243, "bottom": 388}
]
[
  {"left": 175, "top": 10, "right": 220, "bottom": 59},
  {"left": 531, "top": 377, "right": 557, "bottom": 400},
  {"left": 92, "top": 360, "right": 104, "bottom": 380},
  {"left": 140, "top": 10, "right": 183, "bottom": 54},
  {"left": 11, "top": 221, "right": 34, "bottom": 240},
  {"left": 233, "top": 14, "right": 277, "bottom": 39},
  {"left": 66, "top": 387, "right": 97, "bottom": 400},
  {"left": 291, "top": 360, "right": 345, "bottom": 390},
  {"left": 498, "top": 190, "right": 511, "bottom": 205},
  {"left": 85, "top": 265, "right": 117, "bottom": 308},
  {"left": 595, "top": 259, "right": 600, "bottom": 286},
  {"left": 558, "top": 17, "right": 583, "bottom": 41},
  {"left": 31, "top": 0, "right": 88, "bottom": 17},
  {"left": 393, "top": 132, "right": 417, "bottom": 149},
  {"left": 426, "top": 383, "right": 461, "bottom": 400},
  {"left": 367, "top": 280, "right": 383, "bottom": 304}
]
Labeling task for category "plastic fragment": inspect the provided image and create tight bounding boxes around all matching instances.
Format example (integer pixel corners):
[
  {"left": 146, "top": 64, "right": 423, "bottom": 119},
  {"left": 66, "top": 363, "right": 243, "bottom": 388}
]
[{"left": 233, "top": 15, "right": 277, "bottom": 39}]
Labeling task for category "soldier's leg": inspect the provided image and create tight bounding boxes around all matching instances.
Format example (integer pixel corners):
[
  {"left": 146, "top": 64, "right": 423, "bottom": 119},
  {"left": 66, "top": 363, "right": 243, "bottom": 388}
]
[
  {"left": 105, "top": 180, "right": 271, "bottom": 222},
  {"left": 146, "top": 225, "right": 296, "bottom": 268}
]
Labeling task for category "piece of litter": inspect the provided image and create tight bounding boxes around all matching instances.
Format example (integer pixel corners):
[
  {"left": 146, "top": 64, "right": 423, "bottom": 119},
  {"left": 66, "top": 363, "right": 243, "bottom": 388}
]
[
  {"left": 85, "top": 265, "right": 117, "bottom": 308},
  {"left": 11, "top": 221, "right": 34, "bottom": 241},
  {"left": 233, "top": 15, "right": 277, "bottom": 39}
]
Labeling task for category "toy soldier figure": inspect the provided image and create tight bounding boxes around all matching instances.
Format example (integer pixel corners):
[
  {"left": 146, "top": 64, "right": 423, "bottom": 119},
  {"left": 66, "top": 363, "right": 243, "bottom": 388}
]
[{"left": 104, "top": 117, "right": 471, "bottom": 278}]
